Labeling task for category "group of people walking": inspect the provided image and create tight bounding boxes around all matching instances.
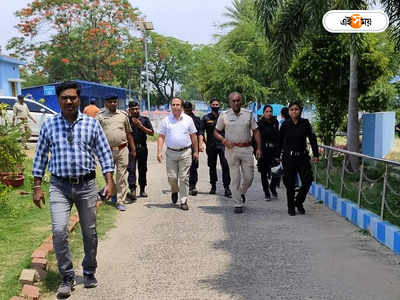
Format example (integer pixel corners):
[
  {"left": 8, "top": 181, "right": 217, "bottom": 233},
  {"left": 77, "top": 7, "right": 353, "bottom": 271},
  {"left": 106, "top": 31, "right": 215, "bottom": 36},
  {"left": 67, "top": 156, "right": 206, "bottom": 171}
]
[{"left": 31, "top": 81, "right": 319, "bottom": 297}]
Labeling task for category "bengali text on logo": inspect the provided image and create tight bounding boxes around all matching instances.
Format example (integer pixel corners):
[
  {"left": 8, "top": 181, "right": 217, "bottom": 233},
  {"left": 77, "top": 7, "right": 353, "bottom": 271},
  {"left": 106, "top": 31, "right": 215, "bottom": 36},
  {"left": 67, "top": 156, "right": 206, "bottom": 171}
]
[{"left": 323, "top": 10, "right": 388, "bottom": 33}]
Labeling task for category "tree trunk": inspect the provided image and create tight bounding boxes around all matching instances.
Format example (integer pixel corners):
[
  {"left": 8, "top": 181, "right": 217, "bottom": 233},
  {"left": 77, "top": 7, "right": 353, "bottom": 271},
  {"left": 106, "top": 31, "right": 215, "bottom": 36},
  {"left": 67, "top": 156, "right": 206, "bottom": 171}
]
[{"left": 347, "top": 41, "right": 360, "bottom": 170}]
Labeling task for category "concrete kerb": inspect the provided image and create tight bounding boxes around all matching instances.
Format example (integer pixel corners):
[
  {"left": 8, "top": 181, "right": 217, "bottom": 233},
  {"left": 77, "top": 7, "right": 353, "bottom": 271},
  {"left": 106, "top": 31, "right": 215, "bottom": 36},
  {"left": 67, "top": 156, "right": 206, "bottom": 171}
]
[{"left": 310, "top": 181, "right": 400, "bottom": 256}]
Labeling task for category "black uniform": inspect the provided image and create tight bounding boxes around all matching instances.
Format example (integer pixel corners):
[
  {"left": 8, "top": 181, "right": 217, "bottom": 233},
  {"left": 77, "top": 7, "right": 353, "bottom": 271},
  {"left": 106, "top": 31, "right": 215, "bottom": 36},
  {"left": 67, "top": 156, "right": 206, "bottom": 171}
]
[
  {"left": 186, "top": 112, "right": 202, "bottom": 190},
  {"left": 279, "top": 118, "right": 318, "bottom": 214},
  {"left": 396, "top": 123, "right": 400, "bottom": 138},
  {"left": 201, "top": 112, "right": 231, "bottom": 188},
  {"left": 256, "top": 116, "right": 280, "bottom": 198},
  {"left": 127, "top": 115, "right": 154, "bottom": 193}
]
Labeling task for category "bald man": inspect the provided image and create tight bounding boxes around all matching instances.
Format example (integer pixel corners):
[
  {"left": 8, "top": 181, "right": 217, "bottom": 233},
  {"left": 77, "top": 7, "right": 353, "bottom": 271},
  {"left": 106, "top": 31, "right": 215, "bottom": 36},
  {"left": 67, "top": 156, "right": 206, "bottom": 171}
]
[{"left": 214, "top": 92, "right": 262, "bottom": 214}]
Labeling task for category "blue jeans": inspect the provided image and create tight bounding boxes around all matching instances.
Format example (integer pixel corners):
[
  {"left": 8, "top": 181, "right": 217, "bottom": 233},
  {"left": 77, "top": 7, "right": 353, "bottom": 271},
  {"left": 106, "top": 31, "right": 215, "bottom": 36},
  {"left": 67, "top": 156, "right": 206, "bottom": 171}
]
[{"left": 49, "top": 176, "right": 98, "bottom": 279}]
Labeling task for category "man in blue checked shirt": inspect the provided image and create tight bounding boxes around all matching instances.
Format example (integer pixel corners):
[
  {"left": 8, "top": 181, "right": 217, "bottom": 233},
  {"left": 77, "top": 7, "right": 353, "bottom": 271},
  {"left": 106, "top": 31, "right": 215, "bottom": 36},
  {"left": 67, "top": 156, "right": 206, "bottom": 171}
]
[{"left": 32, "top": 81, "right": 115, "bottom": 298}]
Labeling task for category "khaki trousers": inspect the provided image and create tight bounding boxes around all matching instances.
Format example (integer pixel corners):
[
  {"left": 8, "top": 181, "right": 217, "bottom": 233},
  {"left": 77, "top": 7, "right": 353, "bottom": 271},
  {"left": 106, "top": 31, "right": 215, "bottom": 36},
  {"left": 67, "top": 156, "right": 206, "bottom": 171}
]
[
  {"left": 166, "top": 147, "right": 192, "bottom": 205},
  {"left": 225, "top": 146, "right": 254, "bottom": 207},
  {"left": 112, "top": 146, "right": 129, "bottom": 204},
  {"left": 17, "top": 119, "right": 31, "bottom": 145}
]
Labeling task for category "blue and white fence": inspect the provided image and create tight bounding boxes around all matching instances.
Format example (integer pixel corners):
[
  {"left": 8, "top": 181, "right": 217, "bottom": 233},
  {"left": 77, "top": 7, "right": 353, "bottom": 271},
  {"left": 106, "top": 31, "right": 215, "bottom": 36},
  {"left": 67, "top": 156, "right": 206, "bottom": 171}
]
[
  {"left": 311, "top": 145, "right": 400, "bottom": 255},
  {"left": 310, "top": 182, "right": 400, "bottom": 255}
]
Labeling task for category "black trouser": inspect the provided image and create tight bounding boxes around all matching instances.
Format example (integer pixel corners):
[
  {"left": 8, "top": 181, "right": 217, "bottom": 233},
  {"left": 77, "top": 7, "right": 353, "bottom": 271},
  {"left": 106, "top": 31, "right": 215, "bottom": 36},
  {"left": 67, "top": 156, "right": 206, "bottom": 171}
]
[
  {"left": 260, "top": 168, "right": 280, "bottom": 197},
  {"left": 206, "top": 147, "right": 230, "bottom": 187},
  {"left": 257, "top": 149, "right": 279, "bottom": 197},
  {"left": 128, "top": 145, "right": 148, "bottom": 191},
  {"left": 189, "top": 150, "right": 198, "bottom": 187},
  {"left": 282, "top": 153, "right": 313, "bottom": 210}
]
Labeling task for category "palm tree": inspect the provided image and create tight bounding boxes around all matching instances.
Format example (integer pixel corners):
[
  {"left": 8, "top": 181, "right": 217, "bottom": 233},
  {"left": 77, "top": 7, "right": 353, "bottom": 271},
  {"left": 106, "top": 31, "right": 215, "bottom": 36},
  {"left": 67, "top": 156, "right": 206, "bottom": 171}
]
[
  {"left": 380, "top": 1, "right": 400, "bottom": 50},
  {"left": 254, "top": 0, "right": 375, "bottom": 169},
  {"left": 220, "top": 0, "right": 256, "bottom": 29}
]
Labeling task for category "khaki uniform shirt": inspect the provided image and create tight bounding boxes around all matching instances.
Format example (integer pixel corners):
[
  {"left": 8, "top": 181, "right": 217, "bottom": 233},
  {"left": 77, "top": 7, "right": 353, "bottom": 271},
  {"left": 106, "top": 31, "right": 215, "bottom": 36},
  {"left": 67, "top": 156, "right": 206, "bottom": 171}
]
[
  {"left": 13, "top": 102, "right": 30, "bottom": 123},
  {"left": 215, "top": 108, "right": 257, "bottom": 143},
  {"left": 96, "top": 109, "right": 132, "bottom": 147}
]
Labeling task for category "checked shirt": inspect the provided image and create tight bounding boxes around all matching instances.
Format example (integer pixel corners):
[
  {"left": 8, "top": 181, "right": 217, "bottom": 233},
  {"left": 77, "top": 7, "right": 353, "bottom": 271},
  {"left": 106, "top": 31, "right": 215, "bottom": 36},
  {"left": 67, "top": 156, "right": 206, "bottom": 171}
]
[{"left": 33, "top": 111, "right": 114, "bottom": 178}]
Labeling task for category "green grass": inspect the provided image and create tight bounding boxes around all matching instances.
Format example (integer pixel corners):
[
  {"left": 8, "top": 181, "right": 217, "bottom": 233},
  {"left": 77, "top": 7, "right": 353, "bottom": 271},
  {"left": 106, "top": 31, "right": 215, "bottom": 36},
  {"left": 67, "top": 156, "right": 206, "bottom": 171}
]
[
  {"left": 314, "top": 156, "right": 400, "bottom": 227},
  {"left": 0, "top": 160, "right": 117, "bottom": 300}
]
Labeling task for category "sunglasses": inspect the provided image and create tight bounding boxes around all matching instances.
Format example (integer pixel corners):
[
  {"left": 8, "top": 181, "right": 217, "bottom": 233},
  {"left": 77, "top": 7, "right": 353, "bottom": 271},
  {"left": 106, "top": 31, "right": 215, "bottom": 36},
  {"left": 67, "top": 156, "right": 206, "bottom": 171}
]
[{"left": 61, "top": 95, "right": 78, "bottom": 101}]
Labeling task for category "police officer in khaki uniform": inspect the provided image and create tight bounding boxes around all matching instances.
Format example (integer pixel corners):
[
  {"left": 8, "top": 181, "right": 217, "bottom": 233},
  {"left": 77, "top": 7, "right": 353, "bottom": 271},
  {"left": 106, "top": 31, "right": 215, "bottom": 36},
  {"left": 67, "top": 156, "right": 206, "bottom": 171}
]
[
  {"left": 214, "top": 92, "right": 262, "bottom": 214},
  {"left": 13, "top": 95, "right": 37, "bottom": 149},
  {"left": 97, "top": 94, "right": 136, "bottom": 211}
]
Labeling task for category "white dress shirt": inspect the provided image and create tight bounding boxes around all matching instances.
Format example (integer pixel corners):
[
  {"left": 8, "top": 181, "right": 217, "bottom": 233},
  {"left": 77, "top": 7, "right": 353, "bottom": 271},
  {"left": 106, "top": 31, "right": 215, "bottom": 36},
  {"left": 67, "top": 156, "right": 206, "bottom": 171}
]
[{"left": 158, "top": 113, "right": 197, "bottom": 149}]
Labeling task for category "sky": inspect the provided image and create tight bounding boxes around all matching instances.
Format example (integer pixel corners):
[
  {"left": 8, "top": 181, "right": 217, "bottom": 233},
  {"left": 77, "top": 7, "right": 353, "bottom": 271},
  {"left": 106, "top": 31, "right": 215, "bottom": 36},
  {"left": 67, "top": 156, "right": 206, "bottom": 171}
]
[{"left": 0, "top": 0, "right": 234, "bottom": 55}]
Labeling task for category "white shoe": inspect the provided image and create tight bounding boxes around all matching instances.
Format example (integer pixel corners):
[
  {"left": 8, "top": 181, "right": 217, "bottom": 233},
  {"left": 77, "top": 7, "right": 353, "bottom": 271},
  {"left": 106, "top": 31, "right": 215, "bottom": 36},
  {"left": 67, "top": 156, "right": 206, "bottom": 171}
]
[{"left": 265, "top": 196, "right": 271, "bottom": 201}]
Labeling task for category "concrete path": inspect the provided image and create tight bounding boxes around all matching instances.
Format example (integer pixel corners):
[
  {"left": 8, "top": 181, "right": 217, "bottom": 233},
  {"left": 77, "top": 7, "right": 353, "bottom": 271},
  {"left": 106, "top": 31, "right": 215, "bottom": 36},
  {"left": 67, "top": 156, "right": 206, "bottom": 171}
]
[{"left": 50, "top": 142, "right": 400, "bottom": 300}]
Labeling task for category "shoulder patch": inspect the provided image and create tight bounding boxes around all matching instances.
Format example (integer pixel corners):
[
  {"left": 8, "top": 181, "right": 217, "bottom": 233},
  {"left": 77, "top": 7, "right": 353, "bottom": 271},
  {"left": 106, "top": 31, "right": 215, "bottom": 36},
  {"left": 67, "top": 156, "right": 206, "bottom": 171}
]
[{"left": 118, "top": 110, "right": 128, "bottom": 116}]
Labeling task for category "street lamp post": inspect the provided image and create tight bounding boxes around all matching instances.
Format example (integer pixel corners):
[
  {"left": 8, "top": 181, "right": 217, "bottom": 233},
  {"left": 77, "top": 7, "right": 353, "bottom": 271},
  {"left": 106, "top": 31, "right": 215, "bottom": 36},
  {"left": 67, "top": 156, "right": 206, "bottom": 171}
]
[
  {"left": 136, "top": 19, "right": 154, "bottom": 119},
  {"left": 144, "top": 32, "right": 151, "bottom": 119}
]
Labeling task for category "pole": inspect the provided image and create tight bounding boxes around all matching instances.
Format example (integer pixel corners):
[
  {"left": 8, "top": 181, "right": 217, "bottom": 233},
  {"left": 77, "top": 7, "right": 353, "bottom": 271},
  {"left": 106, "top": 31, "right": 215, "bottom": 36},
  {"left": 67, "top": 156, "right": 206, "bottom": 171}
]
[
  {"left": 144, "top": 31, "right": 151, "bottom": 119},
  {"left": 380, "top": 163, "right": 388, "bottom": 219}
]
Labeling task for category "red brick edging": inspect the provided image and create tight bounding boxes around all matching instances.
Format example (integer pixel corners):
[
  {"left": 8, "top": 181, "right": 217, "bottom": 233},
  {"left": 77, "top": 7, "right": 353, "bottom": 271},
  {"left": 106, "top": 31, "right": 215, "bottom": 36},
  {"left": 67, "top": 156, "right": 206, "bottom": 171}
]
[{"left": 10, "top": 200, "right": 104, "bottom": 299}]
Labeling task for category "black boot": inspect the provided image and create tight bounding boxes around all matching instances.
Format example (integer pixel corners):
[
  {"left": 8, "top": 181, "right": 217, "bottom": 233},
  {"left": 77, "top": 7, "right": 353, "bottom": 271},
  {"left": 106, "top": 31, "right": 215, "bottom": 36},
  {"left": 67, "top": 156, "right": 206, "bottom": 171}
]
[
  {"left": 270, "top": 187, "right": 278, "bottom": 199},
  {"left": 264, "top": 192, "right": 271, "bottom": 201},
  {"left": 295, "top": 200, "right": 305, "bottom": 215},
  {"left": 125, "top": 189, "right": 137, "bottom": 204},
  {"left": 288, "top": 207, "right": 296, "bottom": 216},
  {"left": 209, "top": 184, "right": 216, "bottom": 194},
  {"left": 287, "top": 197, "right": 296, "bottom": 216},
  {"left": 224, "top": 186, "right": 232, "bottom": 198},
  {"left": 140, "top": 187, "right": 148, "bottom": 198},
  {"left": 189, "top": 185, "right": 198, "bottom": 196}
]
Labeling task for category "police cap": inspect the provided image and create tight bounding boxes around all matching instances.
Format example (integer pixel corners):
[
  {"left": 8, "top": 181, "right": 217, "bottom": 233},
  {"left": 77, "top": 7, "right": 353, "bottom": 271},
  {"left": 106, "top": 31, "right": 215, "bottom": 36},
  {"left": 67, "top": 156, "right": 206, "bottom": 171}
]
[{"left": 104, "top": 93, "right": 118, "bottom": 101}]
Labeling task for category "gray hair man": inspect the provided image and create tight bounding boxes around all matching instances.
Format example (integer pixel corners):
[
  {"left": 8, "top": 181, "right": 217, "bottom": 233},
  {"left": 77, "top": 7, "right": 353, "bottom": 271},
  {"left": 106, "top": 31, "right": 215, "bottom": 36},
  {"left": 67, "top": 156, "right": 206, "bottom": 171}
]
[{"left": 157, "top": 97, "right": 198, "bottom": 211}]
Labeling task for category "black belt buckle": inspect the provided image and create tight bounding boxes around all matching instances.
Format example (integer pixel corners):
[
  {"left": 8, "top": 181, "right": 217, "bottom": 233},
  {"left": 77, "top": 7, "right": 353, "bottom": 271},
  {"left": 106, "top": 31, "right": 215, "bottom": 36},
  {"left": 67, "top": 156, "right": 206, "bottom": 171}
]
[
  {"left": 290, "top": 151, "right": 304, "bottom": 156},
  {"left": 70, "top": 176, "right": 80, "bottom": 184}
]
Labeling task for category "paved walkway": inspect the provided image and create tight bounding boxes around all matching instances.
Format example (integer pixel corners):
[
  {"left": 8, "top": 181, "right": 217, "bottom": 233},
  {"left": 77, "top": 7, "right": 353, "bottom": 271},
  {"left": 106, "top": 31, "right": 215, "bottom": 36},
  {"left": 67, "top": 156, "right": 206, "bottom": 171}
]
[{"left": 50, "top": 142, "right": 400, "bottom": 299}]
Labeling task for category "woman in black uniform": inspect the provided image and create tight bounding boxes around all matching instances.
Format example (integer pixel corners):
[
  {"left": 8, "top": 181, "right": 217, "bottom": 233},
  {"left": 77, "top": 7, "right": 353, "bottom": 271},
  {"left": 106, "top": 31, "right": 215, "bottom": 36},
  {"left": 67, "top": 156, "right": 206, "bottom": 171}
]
[
  {"left": 279, "top": 102, "right": 319, "bottom": 216},
  {"left": 256, "top": 105, "right": 280, "bottom": 201}
]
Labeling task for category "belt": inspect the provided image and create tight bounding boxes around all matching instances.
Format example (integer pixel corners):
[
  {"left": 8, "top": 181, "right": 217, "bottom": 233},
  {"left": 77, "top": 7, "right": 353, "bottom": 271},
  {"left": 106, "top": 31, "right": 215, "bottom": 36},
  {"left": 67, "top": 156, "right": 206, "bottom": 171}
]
[
  {"left": 287, "top": 150, "right": 307, "bottom": 156},
  {"left": 53, "top": 171, "right": 96, "bottom": 185},
  {"left": 233, "top": 142, "right": 252, "bottom": 147},
  {"left": 265, "top": 143, "right": 277, "bottom": 148},
  {"left": 167, "top": 146, "right": 191, "bottom": 152},
  {"left": 111, "top": 143, "right": 127, "bottom": 151}
]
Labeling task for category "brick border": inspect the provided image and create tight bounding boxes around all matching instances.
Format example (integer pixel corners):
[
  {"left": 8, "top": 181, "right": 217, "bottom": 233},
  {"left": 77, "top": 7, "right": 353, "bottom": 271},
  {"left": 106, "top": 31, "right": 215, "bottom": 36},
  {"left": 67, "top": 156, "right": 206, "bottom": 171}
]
[
  {"left": 10, "top": 200, "right": 104, "bottom": 299},
  {"left": 310, "top": 182, "right": 400, "bottom": 255}
]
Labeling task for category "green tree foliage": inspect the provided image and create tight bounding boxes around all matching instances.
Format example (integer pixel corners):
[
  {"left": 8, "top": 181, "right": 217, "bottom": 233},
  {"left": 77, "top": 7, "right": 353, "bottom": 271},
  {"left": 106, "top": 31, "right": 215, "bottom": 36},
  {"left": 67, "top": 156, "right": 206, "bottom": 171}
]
[
  {"left": 187, "top": 4, "right": 273, "bottom": 104},
  {"left": 220, "top": 0, "right": 255, "bottom": 29},
  {"left": 7, "top": 0, "right": 139, "bottom": 85},
  {"left": 359, "top": 78, "right": 396, "bottom": 112},
  {"left": 146, "top": 33, "right": 193, "bottom": 104},
  {"left": 288, "top": 33, "right": 387, "bottom": 146}
]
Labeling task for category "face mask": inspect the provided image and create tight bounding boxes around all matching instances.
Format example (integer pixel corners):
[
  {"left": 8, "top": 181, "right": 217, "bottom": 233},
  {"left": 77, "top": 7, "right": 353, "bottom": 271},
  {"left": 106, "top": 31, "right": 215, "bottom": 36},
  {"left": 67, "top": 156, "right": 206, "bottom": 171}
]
[{"left": 211, "top": 107, "right": 219, "bottom": 113}]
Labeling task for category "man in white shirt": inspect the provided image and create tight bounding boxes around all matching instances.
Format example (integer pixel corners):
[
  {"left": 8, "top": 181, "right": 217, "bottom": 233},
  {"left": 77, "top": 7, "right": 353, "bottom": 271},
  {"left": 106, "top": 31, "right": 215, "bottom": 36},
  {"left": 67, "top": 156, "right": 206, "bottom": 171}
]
[{"left": 157, "top": 98, "right": 199, "bottom": 210}]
